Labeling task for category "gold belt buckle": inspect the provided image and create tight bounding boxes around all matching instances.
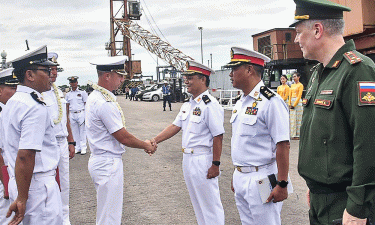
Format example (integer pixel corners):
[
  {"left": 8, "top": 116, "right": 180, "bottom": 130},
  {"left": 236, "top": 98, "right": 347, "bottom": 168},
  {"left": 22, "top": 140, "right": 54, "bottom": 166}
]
[
  {"left": 182, "top": 148, "right": 185, "bottom": 153},
  {"left": 255, "top": 166, "right": 259, "bottom": 172},
  {"left": 236, "top": 166, "right": 242, "bottom": 172}
]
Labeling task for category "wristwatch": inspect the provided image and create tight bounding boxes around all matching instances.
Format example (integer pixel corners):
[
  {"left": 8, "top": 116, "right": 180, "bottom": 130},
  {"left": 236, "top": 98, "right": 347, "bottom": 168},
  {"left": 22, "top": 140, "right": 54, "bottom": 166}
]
[
  {"left": 277, "top": 180, "right": 288, "bottom": 188},
  {"left": 68, "top": 141, "right": 76, "bottom": 146},
  {"left": 212, "top": 161, "right": 221, "bottom": 166}
]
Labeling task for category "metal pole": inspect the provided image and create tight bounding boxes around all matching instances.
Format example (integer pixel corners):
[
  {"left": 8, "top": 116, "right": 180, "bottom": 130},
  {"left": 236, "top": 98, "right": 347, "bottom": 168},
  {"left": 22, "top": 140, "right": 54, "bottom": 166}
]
[
  {"left": 198, "top": 27, "right": 203, "bottom": 64},
  {"left": 210, "top": 53, "right": 212, "bottom": 68}
]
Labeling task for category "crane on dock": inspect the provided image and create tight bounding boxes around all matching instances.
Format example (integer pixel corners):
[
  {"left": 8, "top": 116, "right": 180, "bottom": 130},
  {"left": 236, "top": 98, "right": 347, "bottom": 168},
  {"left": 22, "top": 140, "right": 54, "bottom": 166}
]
[{"left": 106, "top": 0, "right": 194, "bottom": 79}]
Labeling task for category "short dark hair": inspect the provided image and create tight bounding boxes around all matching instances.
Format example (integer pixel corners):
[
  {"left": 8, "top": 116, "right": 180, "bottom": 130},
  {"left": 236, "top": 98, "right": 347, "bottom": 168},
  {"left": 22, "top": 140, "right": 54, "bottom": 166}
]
[
  {"left": 197, "top": 74, "right": 210, "bottom": 87},
  {"left": 251, "top": 64, "right": 264, "bottom": 77},
  {"left": 13, "top": 64, "right": 39, "bottom": 83},
  {"left": 293, "top": 72, "right": 301, "bottom": 77},
  {"left": 281, "top": 74, "right": 287, "bottom": 80}
]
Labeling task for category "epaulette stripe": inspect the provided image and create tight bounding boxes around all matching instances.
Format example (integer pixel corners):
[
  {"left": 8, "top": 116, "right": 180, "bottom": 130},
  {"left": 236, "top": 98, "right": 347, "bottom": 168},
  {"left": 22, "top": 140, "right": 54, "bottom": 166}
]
[{"left": 344, "top": 51, "right": 362, "bottom": 65}]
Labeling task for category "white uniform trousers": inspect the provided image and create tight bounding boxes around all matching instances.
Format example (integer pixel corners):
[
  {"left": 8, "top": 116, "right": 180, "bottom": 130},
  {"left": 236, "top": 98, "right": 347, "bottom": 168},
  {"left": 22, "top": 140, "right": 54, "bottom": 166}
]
[
  {"left": 9, "top": 171, "right": 63, "bottom": 225},
  {"left": 182, "top": 152, "right": 225, "bottom": 225},
  {"left": 56, "top": 137, "right": 70, "bottom": 225},
  {"left": 233, "top": 162, "right": 283, "bottom": 225},
  {"left": 88, "top": 155, "right": 123, "bottom": 225},
  {"left": 0, "top": 180, "right": 12, "bottom": 224},
  {"left": 69, "top": 111, "right": 87, "bottom": 154}
]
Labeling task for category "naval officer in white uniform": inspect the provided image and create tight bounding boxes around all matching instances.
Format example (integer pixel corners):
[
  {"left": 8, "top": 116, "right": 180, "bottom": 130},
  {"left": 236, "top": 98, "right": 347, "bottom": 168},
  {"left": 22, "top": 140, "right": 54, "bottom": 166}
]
[
  {"left": 65, "top": 76, "right": 88, "bottom": 154},
  {"left": 86, "top": 56, "right": 156, "bottom": 225},
  {"left": 3, "top": 45, "right": 63, "bottom": 224},
  {"left": 0, "top": 68, "right": 18, "bottom": 224},
  {"left": 152, "top": 60, "right": 225, "bottom": 225},
  {"left": 42, "top": 52, "right": 75, "bottom": 225},
  {"left": 224, "top": 47, "right": 290, "bottom": 225}
]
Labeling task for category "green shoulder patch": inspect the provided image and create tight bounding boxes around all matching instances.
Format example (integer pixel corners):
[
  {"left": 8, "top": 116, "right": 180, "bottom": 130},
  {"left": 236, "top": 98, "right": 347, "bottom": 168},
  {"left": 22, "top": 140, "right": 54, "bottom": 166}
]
[
  {"left": 358, "top": 82, "right": 375, "bottom": 106},
  {"left": 260, "top": 86, "right": 275, "bottom": 100},
  {"left": 344, "top": 51, "right": 362, "bottom": 65}
]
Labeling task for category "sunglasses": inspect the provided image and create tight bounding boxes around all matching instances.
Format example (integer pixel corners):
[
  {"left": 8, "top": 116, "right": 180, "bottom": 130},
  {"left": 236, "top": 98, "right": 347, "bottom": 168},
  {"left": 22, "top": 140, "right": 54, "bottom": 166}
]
[{"left": 29, "top": 68, "right": 52, "bottom": 77}]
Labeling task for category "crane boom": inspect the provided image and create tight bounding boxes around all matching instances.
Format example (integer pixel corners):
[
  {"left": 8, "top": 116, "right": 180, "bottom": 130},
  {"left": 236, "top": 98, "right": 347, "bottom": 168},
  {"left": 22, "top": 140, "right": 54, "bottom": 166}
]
[{"left": 114, "top": 19, "right": 194, "bottom": 71}]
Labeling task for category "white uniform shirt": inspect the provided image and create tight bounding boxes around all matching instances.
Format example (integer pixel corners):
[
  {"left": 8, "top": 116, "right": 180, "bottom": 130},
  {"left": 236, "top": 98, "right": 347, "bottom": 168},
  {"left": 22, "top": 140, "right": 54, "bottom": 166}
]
[
  {"left": 173, "top": 90, "right": 225, "bottom": 149},
  {"left": 0, "top": 102, "right": 7, "bottom": 165},
  {"left": 231, "top": 81, "right": 289, "bottom": 167},
  {"left": 43, "top": 87, "right": 68, "bottom": 137},
  {"left": 65, "top": 89, "right": 88, "bottom": 111},
  {"left": 1, "top": 85, "right": 60, "bottom": 177},
  {"left": 86, "top": 89, "right": 125, "bottom": 156}
]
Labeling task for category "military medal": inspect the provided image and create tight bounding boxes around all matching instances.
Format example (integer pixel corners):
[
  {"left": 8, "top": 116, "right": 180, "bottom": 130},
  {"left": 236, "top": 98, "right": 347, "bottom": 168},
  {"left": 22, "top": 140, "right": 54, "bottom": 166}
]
[
  {"left": 245, "top": 106, "right": 258, "bottom": 115},
  {"left": 193, "top": 107, "right": 201, "bottom": 116}
]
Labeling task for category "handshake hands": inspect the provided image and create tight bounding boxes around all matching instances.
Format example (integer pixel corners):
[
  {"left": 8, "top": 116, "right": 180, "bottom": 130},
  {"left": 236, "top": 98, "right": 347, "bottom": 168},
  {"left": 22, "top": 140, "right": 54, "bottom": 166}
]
[{"left": 144, "top": 139, "right": 158, "bottom": 156}]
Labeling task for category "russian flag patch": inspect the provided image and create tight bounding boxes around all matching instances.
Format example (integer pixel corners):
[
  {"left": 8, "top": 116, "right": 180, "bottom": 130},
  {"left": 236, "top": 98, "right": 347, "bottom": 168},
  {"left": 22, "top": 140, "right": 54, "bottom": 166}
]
[{"left": 358, "top": 82, "right": 375, "bottom": 106}]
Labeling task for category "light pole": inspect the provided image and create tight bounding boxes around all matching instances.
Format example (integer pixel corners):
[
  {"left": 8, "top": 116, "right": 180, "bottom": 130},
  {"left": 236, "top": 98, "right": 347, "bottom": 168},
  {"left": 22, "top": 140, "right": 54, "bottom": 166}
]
[{"left": 198, "top": 27, "right": 203, "bottom": 64}]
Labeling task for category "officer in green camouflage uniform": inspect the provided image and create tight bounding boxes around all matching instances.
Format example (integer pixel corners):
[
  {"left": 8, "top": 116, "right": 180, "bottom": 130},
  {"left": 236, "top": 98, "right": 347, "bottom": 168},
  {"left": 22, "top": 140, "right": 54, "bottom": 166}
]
[{"left": 290, "top": 0, "right": 375, "bottom": 224}]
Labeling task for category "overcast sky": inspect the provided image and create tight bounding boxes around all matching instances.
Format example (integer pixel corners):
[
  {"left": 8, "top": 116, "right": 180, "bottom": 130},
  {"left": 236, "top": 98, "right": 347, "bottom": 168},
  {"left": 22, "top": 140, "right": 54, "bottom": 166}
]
[{"left": 0, "top": 0, "right": 296, "bottom": 86}]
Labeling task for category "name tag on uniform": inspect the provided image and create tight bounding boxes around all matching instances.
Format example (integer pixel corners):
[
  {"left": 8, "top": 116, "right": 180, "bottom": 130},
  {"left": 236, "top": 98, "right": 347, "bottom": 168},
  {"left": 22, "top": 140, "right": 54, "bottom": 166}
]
[
  {"left": 320, "top": 90, "right": 333, "bottom": 95},
  {"left": 314, "top": 99, "right": 332, "bottom": 107},
  {"left": 77, "top": 94, "right": 82, "bottom": 97}
]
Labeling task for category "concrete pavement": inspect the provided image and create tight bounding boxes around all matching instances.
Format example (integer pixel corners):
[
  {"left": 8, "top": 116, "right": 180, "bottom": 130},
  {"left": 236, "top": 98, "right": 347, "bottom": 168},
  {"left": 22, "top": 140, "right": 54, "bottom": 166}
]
[{"left": 69, "top": 96, "right": 309, "bottom": 224}]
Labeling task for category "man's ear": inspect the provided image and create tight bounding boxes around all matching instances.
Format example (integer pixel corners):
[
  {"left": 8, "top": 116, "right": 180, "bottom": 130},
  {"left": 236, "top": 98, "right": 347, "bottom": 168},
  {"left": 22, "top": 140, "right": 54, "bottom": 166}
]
[
  {"left": 313, "top": 22, "right": 324, "bottom": 39},
  {"left": 25, "top": 70, "right": 35, "bottom": 82},
  {"left": 104, "top": 72, "right": 111, "bottom": 81}
]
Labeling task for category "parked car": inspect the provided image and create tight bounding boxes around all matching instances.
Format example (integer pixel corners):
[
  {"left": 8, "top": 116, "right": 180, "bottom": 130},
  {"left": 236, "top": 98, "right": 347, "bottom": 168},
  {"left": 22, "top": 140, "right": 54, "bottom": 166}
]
[
  {"left": 136, "top": 84, "right": 163, "bottom": 100},
  {"left": 142, "top": 87, "right": 163, "bottom": 101}
]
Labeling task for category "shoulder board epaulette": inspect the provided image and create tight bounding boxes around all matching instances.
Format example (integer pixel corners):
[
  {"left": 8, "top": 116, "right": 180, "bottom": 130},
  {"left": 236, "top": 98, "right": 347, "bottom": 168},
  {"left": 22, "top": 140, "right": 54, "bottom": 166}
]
[
  {"left": 202, "top": 95, "right": 211, "bottom": 104},
  {"left": 0, "top": 106, "right": 2, "bottom": 113},
  {"left": 344, "top": 51, "right": 362, "bottom": 65},
  {"left": 310, "top": 63, "right": 321, "bottom": 72},
  {"left": 234, "top": 94, "right": 241, "bottom": 101},
  {"left": 260, "top": 86, "right": 275, "bottom": 100},
  {"left": 30, "top": 92, "right": 46, "bottom": 105}
]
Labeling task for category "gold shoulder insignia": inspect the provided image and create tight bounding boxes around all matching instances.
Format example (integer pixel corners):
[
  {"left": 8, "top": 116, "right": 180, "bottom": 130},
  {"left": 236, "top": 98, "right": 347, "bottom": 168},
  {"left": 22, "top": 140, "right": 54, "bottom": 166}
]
[
  {"left": 332, "top": 60, "right": 341, "bottom": 68},
  {"left": 202, "top": 95, "right": 211, "bottom": 104},
  {"left": 260, "top": 86, "right": 275, "bottom": 100},
  {"left": 344, "top": 51, "right": 362, "bottom": 65}
]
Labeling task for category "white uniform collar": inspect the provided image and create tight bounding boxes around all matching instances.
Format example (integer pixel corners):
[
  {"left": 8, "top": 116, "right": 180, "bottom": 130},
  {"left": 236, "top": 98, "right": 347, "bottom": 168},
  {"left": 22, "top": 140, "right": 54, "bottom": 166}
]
[
  {"left": 190, "top": 90, "right": 209, "bottom": 104},
  {"left": 248, "top": 80, "right": 264, "bottom": 100},
  {"left": 17, "top": 85, "right": 42, "bottom": 97},
  {"left": 95, "top": 86, "right": 117, "bottom": 101}
]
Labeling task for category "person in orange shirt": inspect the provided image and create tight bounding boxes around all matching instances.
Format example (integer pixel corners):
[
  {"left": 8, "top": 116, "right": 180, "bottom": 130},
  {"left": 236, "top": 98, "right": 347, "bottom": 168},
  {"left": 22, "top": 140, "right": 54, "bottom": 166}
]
[
  {"left": 288, "top": 72, "right": 304, "bottom": 140},
  {"left": 277, "top": 75, "right": 290, "bottom": 104}
]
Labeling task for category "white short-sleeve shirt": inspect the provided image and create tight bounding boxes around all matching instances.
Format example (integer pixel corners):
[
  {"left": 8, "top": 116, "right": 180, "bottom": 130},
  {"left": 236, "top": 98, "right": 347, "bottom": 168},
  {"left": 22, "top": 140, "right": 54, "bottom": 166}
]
[
  {"left": 0, "top": 102, "right": 6, "bottom": 163},
  {"left": 173, "top": 90, "right": 225, "bottom": 149},
  {"left": 231, "top": 81, "right": 289, "bottom": 167},
  {"left": 2, "top": 85, "right": 60, "bottom": 177},
  {"left": 85, "top": 89, "right": 125, "bottom": 156},
  {"left": 43, "top": 86, "right": 68, "bottom": 137},
  {"left": 65, "top": 89, "right": 88, "bottom": 111}
]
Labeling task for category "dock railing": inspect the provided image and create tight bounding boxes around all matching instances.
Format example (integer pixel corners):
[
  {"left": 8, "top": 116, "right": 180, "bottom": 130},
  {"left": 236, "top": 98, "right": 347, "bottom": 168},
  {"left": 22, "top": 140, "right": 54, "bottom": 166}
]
[{"left": 212, "top": 89, "right": 242, "bottom": 110}]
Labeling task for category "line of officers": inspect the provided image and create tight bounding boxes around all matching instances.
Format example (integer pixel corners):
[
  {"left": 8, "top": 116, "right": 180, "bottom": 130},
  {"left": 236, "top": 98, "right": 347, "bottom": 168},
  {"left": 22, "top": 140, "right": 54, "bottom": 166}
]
[
  {"left": 0, "top": 1, "right": 375, "bottom": 225},
  {"left": 0, "top": 46, "right": 90, "bottom": 225}
]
